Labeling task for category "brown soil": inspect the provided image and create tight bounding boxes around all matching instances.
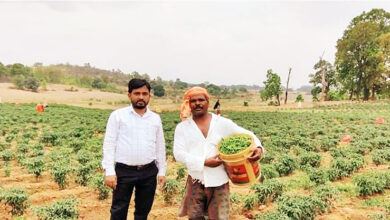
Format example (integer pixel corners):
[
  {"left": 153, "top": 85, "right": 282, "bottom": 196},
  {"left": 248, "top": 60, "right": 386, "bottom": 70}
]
[{"left": 0, "top": 159, "right": 248, "bottom": 219}]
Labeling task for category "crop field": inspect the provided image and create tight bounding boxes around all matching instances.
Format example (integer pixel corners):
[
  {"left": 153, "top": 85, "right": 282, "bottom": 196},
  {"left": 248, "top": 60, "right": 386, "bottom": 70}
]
[{"left": 1, "top": 102, "right": 390, "bottom": 219}]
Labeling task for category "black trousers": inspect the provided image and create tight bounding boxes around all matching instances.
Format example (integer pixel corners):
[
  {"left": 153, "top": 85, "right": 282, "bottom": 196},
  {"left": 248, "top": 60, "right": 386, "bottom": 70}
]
[{"left": 110, "top": 162, "right": 158, "bottom": 220}]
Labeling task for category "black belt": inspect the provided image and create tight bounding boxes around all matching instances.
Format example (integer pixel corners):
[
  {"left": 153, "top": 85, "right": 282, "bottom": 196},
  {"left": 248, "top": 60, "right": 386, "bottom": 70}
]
[{"left": 116, "top": 161, "right": 156, "bottom": 171}]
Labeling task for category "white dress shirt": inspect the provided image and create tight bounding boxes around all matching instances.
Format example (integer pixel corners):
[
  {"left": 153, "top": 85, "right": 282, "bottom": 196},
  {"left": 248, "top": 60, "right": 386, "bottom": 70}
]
[
  {"left": 173, "top": 113, "right": 263, "bottom": 187},
  {"left": 102, "top": 106, "right": 166, "bottom": 176}
]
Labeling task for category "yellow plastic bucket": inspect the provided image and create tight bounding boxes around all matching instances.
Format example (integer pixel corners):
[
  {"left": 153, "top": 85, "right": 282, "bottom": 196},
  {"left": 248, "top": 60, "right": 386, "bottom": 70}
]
[{"left": 218, "top": 133, "right": 261, "bottom": 187}]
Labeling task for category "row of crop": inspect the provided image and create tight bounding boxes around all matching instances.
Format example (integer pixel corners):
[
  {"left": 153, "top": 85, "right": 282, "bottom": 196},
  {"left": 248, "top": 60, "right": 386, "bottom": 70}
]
[
  {"left": 0, "top": 187, "right": 78, "bottom": 219},
  {"left": 242, "top": 178, "right": 337, "bottom": 220}
]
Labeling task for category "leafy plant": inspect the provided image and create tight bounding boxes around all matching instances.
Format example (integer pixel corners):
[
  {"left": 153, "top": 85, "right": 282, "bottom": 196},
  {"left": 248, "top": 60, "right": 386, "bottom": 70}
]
[
  {"left": 26, "top": 156, "right": 45, "bottom": 179},
  {"left": 34, "top": 197, "right": 78, "bottom": 220},
  {"left": 261, "top": 164, "right": 279, "bottom": 179},
  {"left": 353, "top": 171, "right": 390, "bottom": 196},
  {"left": 91, "top": 173, "right": 110, "bottom": 200},
  {"left": 0, "top": 188, "right": 29, "bottom": 216},
  {"left": 162, "top": 179, "right": 180, "bottom": 204},
  {"left": 251, "top": 179, "right": 283, "bottom": 204},
  {"left": 275, "top": 155, "right": 296, "bottom": 176},
  {"left": 276, "top": 194, "right": 329, "bottom": 220},
  {"left": 50, "top": 161, "right": 72, "bottom": 189},
  {"left": 176, "top": 165, "right": 186, "bottom": 180}
]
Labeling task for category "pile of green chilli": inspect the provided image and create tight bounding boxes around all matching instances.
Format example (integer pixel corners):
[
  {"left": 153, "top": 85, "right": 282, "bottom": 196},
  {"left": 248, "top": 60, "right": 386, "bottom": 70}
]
[{"left": 219, "top": 135, "right": 252, "bottom": 155}]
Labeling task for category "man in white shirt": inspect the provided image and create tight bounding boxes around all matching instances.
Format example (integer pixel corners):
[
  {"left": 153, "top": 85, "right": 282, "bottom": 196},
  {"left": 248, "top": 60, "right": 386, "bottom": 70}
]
[
  {"left": 174, "top": 87, "right": 264, "bottom": 220},
  {"left": 102, "top": 79, "right": 166, "bottom": 220}
]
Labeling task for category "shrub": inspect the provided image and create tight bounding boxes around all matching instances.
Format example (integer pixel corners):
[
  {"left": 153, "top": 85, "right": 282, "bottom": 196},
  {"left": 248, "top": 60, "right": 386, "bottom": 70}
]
[
  {"left": 256, "top": 212, "right": 290, "bottom": 220},
  {"left": 176, "top": 165, "right": 186, "bottom": 180},
  {"left": 307, "top": 168, "right": 329, "bottom": 185},
  {"left": 26, "top": 156, "right": 45, "bottom": 179},
  {"left": 76, "top": 163, "right": 94, "bottom": 186},
  {"left": 76, "top": 149, "right": 91, "bottom": 165},
  {"left": 91, "top": 173, "right": 110, "bottom": 200},
  {"left": 275, "top": 155, "right": 296, "bottom": 176},
  {"left": 24, "top": 77, "right": 41, "bottom": 92},
  {"left": 261, "top": 164, "right": 279, "bottom": 180},
  {"left": 371, "top": 149, "right": 390, "bottom": 165},
  {"left": 0, "top": 149, "right": 13, "bottom": 161},
  {"left": 276, "top": 194, "right": 329, "bottom": 220},
  {"left": 314, "top": 184, "right": 338, "bottom": 205},
  {"left": 299, "top": 152, "right": 321, "bottom": 168},
  {"left": 153, "top": 84, "right": 165, "bottom": 97},
  {"left": 41, "top": 132, "right": 59, "bottom": 146},
  {"left": 4, "top": 161, "right": 10, "bottom": 177},
  {"left": 162, "top": 179, "right": 180, "bottom": 204},
  {"left": 251, "top": 179, "right": 283, "bottom": 204},
  {"left": 50, "top": 162, "right": 72, "bottom": 189},
  {"left": 34, "top": 197, "right": 78, "bottom": 220},
  {"left": 295, "top": 94, "right": 304, "bottom": 102},
  {"left": 243, "top": 193, "right": 258, "bottom": 210},
  {"left": 330, "top": 153, "right": 364, "bottom": 180},
  {"left": 0, "top": 188, "right": 29, "bottom": 216},
  {"left": 12, "top": 75, "right": 26, "bottom": 89},
  {"left": 353, "top": 171, "right": 390, "bottom": 196}
]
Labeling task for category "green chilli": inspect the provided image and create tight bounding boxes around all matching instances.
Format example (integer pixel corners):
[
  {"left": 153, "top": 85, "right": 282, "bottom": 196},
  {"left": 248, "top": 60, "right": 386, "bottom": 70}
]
[{"left": 219, "top": 135, "right": 252, "bottom": 155}]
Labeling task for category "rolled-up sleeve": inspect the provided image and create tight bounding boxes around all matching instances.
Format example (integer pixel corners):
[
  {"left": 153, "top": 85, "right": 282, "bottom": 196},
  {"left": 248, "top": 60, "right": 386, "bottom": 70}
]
[
  {"left": 102, "top": 112, "right": 119, "bottom": 176},
  {"left": 156, "top": 117, "right": 167, "bottom": 176},
  {"left": 173, "top": 124, "right": 205, "bottom": 172}
]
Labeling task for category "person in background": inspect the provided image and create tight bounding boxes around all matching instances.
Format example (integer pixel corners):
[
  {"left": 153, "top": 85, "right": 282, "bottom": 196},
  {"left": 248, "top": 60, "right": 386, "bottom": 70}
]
[
  {"left": 102, "top": 78, "right": 166, "bottom": 220},
  {"left": 173, "top": 87, "right": 264, "bottom": 219},
  {"left": 36, "top": 103, "right": 45, "bottom": 113},
  {"left": 213, "top": 99, "right": 221, "bottom": 115}
]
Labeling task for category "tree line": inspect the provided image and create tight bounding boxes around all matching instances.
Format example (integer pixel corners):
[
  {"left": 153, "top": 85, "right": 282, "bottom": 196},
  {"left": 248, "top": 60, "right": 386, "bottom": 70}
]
[{"left": 0, "top": 62, "right": 253, "bottom": 98}]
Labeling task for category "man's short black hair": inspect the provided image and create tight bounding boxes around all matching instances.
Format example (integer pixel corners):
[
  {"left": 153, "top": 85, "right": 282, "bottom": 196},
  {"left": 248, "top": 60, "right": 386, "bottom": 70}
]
[{"left": 128, "top": 78, "right": 151, "bottom": 93}]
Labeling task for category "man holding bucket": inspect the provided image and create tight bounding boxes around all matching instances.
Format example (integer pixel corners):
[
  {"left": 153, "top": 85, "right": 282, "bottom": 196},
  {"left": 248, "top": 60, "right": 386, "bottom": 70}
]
[{"left": 173, "top": 87, "right": 264, "bottom": 219}]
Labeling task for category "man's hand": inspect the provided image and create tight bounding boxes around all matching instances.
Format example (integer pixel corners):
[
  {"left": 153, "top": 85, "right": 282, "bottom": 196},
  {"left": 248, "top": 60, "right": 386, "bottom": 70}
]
[
  {"left": 105, "top": 175, "right": 117, "bottom": 190},
  {"left": 247, "top": 147, "right": 263, "bottom": 162},
  {"left": 158, "top": 176, "right": 166, "bottom": 190},
  {"left": 204, "top": 155, "right": 223, "bottom": 167}
]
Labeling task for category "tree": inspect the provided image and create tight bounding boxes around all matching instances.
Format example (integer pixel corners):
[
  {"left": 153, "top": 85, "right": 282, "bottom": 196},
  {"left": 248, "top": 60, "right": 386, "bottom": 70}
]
[
  {"left": 296, "top": 94, "right": 304, "bottom": 102},
  {"left": 12, "top": 75, "right": 25, "bottom": 89},
  {"left": 284, "top": 68, "right": 292, "bottom": 104},
  {"left": 311, "top": 86, "right": 321, "bottom": 102},
  {"left": 153, "top": 84, "right": 165, "bottom": 97},
  {"left": 207, "top": 84, "right": 221, "bottom": 96},
  {"left": 261, "top": 69, "right": 282, "bottom": 106},
  {"left": 238, "top": 87, "right": 248, "bottom": 92},
  {"left": 41, "top": 79, "right": 47, "bottom": 91},
  {"left": 24, "top": 77, "right": 41, "bottom": 92},
  {"left": 0, "top": 62, "right": 6, "bottom": 77},
  {"left": 309, "top": 59, "right": 336, "bottom": 101},
  {"left": 8, "top": 63, "right": 30, "bottom": 76},
  {"left": 174, "top": 78, "right": 188, "bottom": 90},
  {"left": 91, "top": 78, "right": 106, "bottom": 89},
  {"left": 335, "top": 9, "right": 390, "bottom": 100}
]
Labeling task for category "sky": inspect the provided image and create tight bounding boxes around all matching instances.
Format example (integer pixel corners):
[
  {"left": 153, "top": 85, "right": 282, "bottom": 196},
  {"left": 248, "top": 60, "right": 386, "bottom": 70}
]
[{"left": 0, "top": 1, "right": 389, "bottom": 89}]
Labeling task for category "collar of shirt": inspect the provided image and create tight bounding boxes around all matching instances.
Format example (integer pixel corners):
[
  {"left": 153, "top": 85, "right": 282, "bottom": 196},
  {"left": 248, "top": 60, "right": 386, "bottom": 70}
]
[
  {"left": 188, "top": 113, "right": 217, "bottom": 140},
  {"left": 128, "top": 105, "right": 151, "bottom": 118}
]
